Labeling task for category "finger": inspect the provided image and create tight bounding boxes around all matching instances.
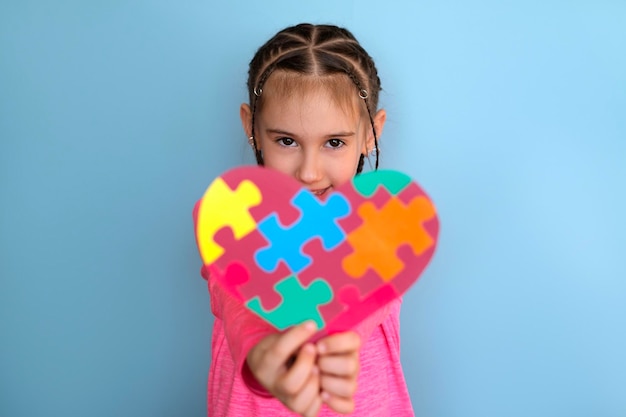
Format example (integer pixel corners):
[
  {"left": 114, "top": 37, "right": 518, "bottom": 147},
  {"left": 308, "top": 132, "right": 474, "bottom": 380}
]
[
  {"left": 317, "top": 354, "right": 359, "bottom": 377},
  {"left": 286, "top": 367, "right": 321, "bottom": 415},
  {"left": 316, "top": 331, "right": 361, "bottom": 355},
  {"left": 321, "top": 391, "right": 355, "bottom": 415},
  {"left": 246, "top": 333, "right": 282, "bottom": 382},
  {"left": 302, "top": 389, "right": 323, "bottom": 417},
  {"left": 265, "top": 321, "right": 318, "bottom": 370},
  {"left": 320, "top": 373, "right": 358, "bottom": 398},
  {"left": 279, "top": 344, "right": 317, "bottom": 396}
]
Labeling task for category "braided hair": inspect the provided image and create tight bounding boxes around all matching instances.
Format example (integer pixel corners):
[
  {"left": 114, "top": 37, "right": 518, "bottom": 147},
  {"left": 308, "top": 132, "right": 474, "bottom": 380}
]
[{"left": 245, "top": 23, "right": 382, "bottom": 173}]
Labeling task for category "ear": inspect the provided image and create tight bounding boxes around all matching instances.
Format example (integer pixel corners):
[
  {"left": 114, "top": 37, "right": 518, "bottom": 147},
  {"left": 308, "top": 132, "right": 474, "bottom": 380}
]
[
  {"left": 363, "top": 108, "right": 387, "bottom": 153},
  {"left": 240, "top": 103, "right": 253, "bottom": 139}
]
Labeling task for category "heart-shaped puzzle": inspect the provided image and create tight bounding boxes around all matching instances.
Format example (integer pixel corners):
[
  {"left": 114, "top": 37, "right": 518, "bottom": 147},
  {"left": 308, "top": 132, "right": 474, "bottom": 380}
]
[{"left": 194, "top": 166, "right": 439, "bottom": 335}]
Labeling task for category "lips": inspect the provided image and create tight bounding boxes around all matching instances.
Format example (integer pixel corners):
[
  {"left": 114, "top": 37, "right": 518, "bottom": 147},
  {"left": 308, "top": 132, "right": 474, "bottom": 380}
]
[{"left": 309, "top": 186, "right": 332, "bottom": 198}]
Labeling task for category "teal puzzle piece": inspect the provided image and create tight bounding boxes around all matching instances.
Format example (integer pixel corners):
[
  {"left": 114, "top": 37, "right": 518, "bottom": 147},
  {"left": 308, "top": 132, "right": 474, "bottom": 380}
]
[
  {"left": 246, "top": 275, "right": 333, "bottom": 330},
  {"left": 353, "top": 170, "right": 412, "bottom": 197}
]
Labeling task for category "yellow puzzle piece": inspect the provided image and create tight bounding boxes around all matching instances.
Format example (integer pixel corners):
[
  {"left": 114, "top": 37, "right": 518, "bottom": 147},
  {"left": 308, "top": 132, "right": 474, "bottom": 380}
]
[{"left": 196, "top": 178, "right": 262, "bottom": 264}]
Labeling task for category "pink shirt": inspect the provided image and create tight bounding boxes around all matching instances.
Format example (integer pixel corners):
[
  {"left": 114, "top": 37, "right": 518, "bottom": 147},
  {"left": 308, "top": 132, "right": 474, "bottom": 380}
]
[{"left": 202, "top": 263, "right": 415, "bottom": 416}]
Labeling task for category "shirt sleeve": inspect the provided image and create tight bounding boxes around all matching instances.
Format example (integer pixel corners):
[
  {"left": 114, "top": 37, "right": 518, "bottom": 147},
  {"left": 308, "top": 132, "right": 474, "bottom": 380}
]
[
  {"left": 194, "top": 200, "right": 275, "bottom": 396},
  {"left": 202, "top": 265, "right": 275, "bottom": 396}
]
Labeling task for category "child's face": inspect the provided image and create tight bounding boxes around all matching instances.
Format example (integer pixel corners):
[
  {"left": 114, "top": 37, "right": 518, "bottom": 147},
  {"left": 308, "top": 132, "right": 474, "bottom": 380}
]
[{"left": 241, "top": 83, "right": 385, "bottom": 199}]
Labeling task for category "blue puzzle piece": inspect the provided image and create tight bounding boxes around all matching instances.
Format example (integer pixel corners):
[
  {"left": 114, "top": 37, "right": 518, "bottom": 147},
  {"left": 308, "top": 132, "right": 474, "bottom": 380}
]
[{"left": 255, "top": 190, "right": 350, "bottom": 273}]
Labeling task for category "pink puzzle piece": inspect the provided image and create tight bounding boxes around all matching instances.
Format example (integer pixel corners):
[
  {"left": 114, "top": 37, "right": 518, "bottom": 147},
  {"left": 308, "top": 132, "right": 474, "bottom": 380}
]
[
  {"left": 320, "top": 284, "right": 400, "bottom": 337},
  {"left": 208, "top": 262, "right": 250, "bottom": 299},
  {"left": 212, "top": 226, "right": 290, "bottom": 311}
]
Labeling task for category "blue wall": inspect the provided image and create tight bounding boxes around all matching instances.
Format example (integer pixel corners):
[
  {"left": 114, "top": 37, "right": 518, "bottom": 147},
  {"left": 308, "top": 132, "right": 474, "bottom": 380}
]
[{"left": 1, "top": 1, "right": 624, "bottom": 416}]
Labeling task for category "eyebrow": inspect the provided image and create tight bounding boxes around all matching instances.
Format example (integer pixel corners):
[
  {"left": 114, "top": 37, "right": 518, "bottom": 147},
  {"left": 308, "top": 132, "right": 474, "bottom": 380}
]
[{"left": 266, "top": 128, "right": 356, "bottom": 137}]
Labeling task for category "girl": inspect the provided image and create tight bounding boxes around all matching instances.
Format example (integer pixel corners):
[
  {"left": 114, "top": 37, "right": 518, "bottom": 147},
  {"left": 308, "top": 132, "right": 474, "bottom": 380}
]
[{"left": 203, "top": 23, "right": 414, "bottom": 416}]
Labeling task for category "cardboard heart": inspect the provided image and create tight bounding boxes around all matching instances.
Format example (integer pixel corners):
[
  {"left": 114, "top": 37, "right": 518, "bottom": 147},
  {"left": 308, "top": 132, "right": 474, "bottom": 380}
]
[{"left": 194, "top": 166, "right": 439, "bottom": 335}]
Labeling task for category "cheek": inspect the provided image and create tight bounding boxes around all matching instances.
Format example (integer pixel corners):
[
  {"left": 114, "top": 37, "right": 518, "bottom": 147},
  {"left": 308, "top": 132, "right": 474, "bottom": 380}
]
[
  {"left": 262, "top": 151, "right": 296, "bottom": 176},
  {"left": 329, "top": 154, "right": 360, "bottom": 185}
]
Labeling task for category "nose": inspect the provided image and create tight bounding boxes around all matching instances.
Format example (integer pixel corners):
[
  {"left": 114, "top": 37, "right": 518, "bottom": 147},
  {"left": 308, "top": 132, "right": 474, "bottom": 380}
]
[{"left": 296, "top": 150, "right": 323, "bottom": 185}]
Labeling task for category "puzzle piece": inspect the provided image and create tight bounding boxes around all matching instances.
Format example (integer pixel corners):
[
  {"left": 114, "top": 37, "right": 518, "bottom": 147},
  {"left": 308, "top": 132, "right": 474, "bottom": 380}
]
[
  {"left": 322, "top": 284, "right": 399, "bottom": 335},
  {"left": 246, "top": 275, "right": 333, "bottom": 330},
  {"left": 342, "top": 196, "right": 436, "bottom": 281},
  {"left": 212, "top": 226, "right": 291, "bottom": 311},
  {"left": 298, "top": 234, "right": 395, "bottom": 306},
  {"left": 353, "top": 170, "right": 412, "bottom": 197},
  {"left": 209, "top": 262, "right": 251, "bottom": 298},
  {"left": 255, "top": 190, "right": 350, "bottom": 273},
  {"left": 196, "top": 178, "right": 262, "bottom": 264}
]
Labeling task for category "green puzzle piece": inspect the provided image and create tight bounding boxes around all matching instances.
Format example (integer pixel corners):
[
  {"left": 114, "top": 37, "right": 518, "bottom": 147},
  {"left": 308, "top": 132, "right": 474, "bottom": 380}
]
[
  {"left": 353, "top": 170, "right": 412, "bottom": 197},
  {"left": 246, "top": 276, "right": 333, "bottom": 330}
]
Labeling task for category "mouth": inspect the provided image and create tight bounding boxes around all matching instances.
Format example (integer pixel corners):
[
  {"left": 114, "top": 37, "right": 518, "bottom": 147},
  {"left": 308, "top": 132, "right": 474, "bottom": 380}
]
[{"left": 309, "top": 186, "right": 332, "bottom": 198}]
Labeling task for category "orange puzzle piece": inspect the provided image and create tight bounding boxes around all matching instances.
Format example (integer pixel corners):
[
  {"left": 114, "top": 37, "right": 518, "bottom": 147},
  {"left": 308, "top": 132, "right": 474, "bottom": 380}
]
[{"left": 342, "top": 196, "right": 436, "bottom": 281}]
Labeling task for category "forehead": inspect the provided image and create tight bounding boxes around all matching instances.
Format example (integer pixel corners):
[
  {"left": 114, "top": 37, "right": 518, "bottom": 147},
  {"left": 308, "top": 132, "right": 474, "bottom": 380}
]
[
  {"left": 258, "top": 91, "right": 361, "bottom": 138},
  {"left": 258, "top": 71, "right": 365, "bottom": 119}
]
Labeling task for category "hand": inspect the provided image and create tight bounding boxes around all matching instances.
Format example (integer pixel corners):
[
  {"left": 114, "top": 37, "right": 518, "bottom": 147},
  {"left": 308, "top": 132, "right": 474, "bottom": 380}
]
[
  {"left": 247, "top": 321, "right": 322, "bottom": 417},
  {"left": 316, "top": 331, "right": 361, "bottom": 414}
]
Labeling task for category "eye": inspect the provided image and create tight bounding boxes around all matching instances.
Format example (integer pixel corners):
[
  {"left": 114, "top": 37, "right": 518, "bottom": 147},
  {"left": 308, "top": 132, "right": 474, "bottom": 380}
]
[
  {"left": 276, "top": 137, "right": 296, "bottom": 147},
  {"left": 326, "top": 138, "right": 345, "bottom": 148}
]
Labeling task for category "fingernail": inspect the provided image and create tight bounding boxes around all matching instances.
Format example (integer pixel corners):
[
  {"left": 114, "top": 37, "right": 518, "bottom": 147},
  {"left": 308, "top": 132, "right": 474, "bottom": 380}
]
[
  {"left": 321, "top": 391, "right": 330, "bottom": 401},
  {"left": 304, "top": 321, "right": 317, "bottom": 331},
  {"left": 317, "top": 342, "right": 326, "bottom": 354}
]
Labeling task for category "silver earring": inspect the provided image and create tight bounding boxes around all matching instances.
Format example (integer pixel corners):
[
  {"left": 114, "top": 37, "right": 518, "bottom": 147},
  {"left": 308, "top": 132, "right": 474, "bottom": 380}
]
[{"left": 248, "top": 136, "right": 254, "bottom": 146}]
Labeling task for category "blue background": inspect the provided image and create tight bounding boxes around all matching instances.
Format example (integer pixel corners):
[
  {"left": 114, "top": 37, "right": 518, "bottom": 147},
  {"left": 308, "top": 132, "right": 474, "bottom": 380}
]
[{"left": 1, "top": 1, "right": 624, "bottom": 416}]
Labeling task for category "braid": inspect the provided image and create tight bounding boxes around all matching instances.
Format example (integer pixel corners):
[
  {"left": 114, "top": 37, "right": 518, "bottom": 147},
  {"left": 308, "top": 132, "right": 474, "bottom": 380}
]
[
  {"left": 356, "top": 154, "right": 365, "bottom": 174},
  {"left": 246, "top": 23, "right": 382, "bottom": 171}
]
